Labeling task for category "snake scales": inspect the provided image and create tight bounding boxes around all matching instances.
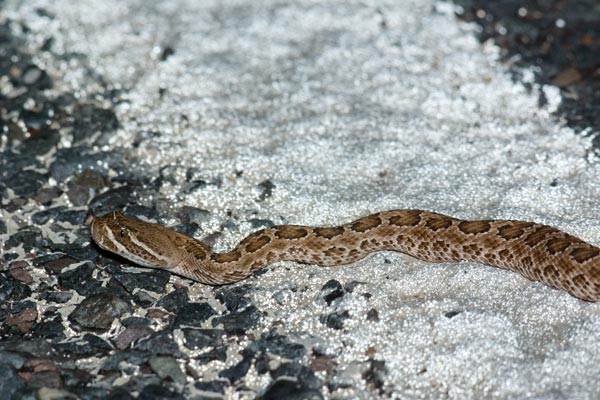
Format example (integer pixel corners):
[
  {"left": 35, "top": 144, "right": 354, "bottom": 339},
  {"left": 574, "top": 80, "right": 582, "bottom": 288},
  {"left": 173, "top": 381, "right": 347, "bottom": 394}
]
[{"left": 87, "top": 210, "right": 600, "bottom": 301}]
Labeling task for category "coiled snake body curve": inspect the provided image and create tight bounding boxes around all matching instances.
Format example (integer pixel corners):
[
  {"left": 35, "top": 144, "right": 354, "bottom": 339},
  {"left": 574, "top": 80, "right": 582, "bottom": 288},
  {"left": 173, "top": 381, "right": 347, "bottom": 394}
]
[{"left": 88, "top": 210, "right": 600, "bottom": 301}]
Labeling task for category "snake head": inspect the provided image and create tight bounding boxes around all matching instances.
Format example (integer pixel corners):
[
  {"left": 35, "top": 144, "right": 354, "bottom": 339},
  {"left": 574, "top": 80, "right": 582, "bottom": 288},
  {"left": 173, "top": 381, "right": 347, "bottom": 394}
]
[{"left": 87, "top": 210, "right": 176, "bottom": 269}]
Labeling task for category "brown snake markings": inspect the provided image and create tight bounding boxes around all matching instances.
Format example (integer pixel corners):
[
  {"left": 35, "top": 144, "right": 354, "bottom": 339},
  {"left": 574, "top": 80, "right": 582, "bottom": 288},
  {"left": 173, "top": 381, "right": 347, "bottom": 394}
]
[{"left": 87, "top": 210, "right": 600, "bottom": 301}]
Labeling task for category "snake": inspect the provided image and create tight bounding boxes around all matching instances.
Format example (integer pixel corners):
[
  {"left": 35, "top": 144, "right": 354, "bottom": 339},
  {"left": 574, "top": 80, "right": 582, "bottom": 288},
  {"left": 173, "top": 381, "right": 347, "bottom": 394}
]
[{"left": 86, "top": 210, "right": 600, "bottom": 301}]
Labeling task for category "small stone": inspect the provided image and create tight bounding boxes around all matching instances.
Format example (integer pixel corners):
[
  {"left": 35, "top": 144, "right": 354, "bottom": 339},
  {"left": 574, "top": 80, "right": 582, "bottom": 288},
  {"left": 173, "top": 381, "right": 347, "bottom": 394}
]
[
  {"left": 444, "top": 310, "right": 461, "bottom": 319},
  {"left": 320, "top": 310, "right": 350, "bottom": 330},
  {"left": 193, "top": 380, "right": 226, "bottom": 395},
  {"left": 366, "top": 308, "right": 379, "bottom": 322},
  {"left": 319, "top": 280, "right": 344, "bottom": 305},
  {"left": 256, "top": 179, "right": 275, "bottom": 202},
  {"left": 5, "top": 307, "right": 38, "bottom": 333},
  {"left": 112, "top": 270, "right": 170, "bottom": 294},
  {"left": 31, "top": 315, "right": 65, "bottom": 339},
  {"left": 210, "top": 305, "right": 263, "bottom": 335},
  {"left": 101, "top": 351, "right": 150, "bottom": 372},
  {"left": 0, "top": 364, "right": 26, "bottom": 399},
  {"left": 182, "top": 329, "right": 224, "bottom": 350},
  {"left": 137, "top": 384, "right": 183, "bottom": 400},
  {"left": 114, "top": 324, "right": 154, "bottom": 350},
  {"left": 178, "top": 206, "right": 210, "bottom": 225},
  {"left": 52, "top": 334, "right": 112, "bottom": 358},
  {"left": 8, "top": 265, "right": 33, "bottom": 284},
  {"left": 31, "top": 206, "right": 67, "bottom": 225},
  {"left": 133, "top": 330, "right": 184, "bottom": 358},
  {"left": 34, "top": 186, "right": 63, "bottom": 205},
  {"left": 88, "top": 185, "right": 137, "bottom": 216},
  {"left": 0, "top": 351, "right": 27, "bottom": 369},
  {"left": 58, "top": 261, "right": 102, "bottom": 296},
  {"left": 172, "top": 303, "right": 216, "bottom": 328},
  {"left": 4, "top": 226, "right": 41, "bottom": 252},
  {"left": 157, "top": 287, "right": 190, "bottom": 313},
  {"left": 362, "top": 359, "right": 387, "bottom": 394},
  {"left": 8, "top": 169, "right": 47, "bottom": 198},
  {"left": 148, "top": 356, "right": 186, "bottom": 385},
  {"left": 248, "top": 218, "right": 275, "bottom": 229},
  {"left": 69, "top": 292, "right": 132, "bottom": 331},
  {"left": 272, "top": 363, "right": 323, "bottom": 390},
  {"left": 42, "top": 291, "right": 73, "bottom": 303},
  {"left": 215, "top": 284, "right": 253, "bottom": 312},
  {"left": 258, "top": 377, "right": 323, "bottom": 400},
  {"left": 219, "top": 354, "right": 252, "bottom": 383}
]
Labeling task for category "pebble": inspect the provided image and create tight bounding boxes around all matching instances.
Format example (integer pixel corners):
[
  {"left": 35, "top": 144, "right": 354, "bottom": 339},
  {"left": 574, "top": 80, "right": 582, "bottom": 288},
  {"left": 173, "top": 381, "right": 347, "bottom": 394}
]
[
  {"left": 138, "top": 384, "right": 183, "bottom": 400},
  {"left": 172, "top": 303, "right": 216, "bottom": 328},
  {"left": 148, "top": 356, "right": 186, "bottom": 385},
  {"left": 133, "top": 330, "right": 185, "bottom": 358},
  {"left": 49, "top": 147, "right": 122, "bottom": 182},
  {"left": 0, "top": 273, "right": 32, "bottom": 302},
  {"left": 71, "top": 103, "right": 119, "bottom": 145},
  {"left": 34, "top": 186, "right": 63, "bottom": 205},
  {"left": 182, "top": 328, "right": 225, "bottom": 350},
  {"left": 366, "top": 308, "right": 379, "bottom": 322},
  {"left": 215, "top": 284, "right": 253, "bottom": 312},
  {"left": 271, "top": 363, "right": 322, "bottom": 390},
  {"left": 319, "top": 310, "right": 350, "bottom": 330},
  {"left": 52, "top": 334, "right": 112, "bottom": 358},
  {"left": 177, "top": 206, "right": 211, "bottom": 225},
  {"left": 114, "top": 324, "right": 154, "bottom": 350},
  {"left": 69, "top": 292, "right": 132, "bottom": 331},
  {"left": 157, "top": 287, "right": 190, "bottom": 313},
  {"left": 5, "top": 307, "right": 38, "bottom": 333},
  {"left": 58, "top": 262, "right": 102, "bottom": 296},
  {"left": 319, "top": 280, "right": 344, "bottom": 305},
  {"left": 210, "top": 305, "right": 263, "bottom": 335},
  {"left": 4, "top": 226, "right": 42, "bottom": 252},
  {"left": 7, "top": 169, "right": 47, "bottom": 198},
  {"left": 88, "top": 185, "right": 137, "bottom": 216},
  {"left": 258, "top": 377, "right": 323, "bottom": 400},
  {"left": 112, "top": 270, "right": 170, "bottom": 294},
  {"left": 193, "top": 380, "right": 227, "bottom": 395},
  {"left": 0, "top": 364, "right": 26, "bottom": 399}
]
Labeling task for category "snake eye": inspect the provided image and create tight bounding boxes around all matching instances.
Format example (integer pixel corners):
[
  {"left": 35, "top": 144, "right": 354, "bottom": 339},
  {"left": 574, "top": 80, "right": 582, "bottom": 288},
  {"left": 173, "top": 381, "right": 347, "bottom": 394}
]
[{"left": 119, "top": 229, "right": 125, "bottom": 238}]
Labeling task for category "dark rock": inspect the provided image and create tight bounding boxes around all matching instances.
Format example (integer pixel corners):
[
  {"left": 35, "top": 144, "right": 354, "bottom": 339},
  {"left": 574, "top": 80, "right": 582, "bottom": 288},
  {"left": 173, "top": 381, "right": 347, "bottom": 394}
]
[
  {"left": 178, "top": 206, "right": 210, "bottom": 224},
  {"left": 182, "top": 329, "right": 224, "bottom": 350},
  {"left": 211, "top": 305, "right": 263, "bottom": 335},
  {"left": 52, "top": 334, "right": 112, "bottom": 357},
  {"left": 148, "top": 356, "right": 186, "bottom": 385},
  {"left": 37, "top": 254, "right": 80, "bottom": 274},
  {"left": 88, "top": 185, "right": 137, "bottom": 216},
  {"left": 114, "top": 323, "right": 154, "bottom": 350},
  {"left": 21, "top": 64, "right": 52, "bottom": 88},
  {"left": 34, "top": 186, "right": 63, "bottom": 205},
  {"left": 344, "top": 280, "right": 363, "bottom": 293},
  {"left": 193, "top": 380, "right": 227, "bottom": 394},
  {"left": 31, "top": 206, "right": 67, "bottom": 225},
  {"left": 362, "top": 359, "right": 387, "bottom": 394},
  {"left": 101, "top": 351, "right": 150, "bottom": 372},
  {"left": 0, "top": 351, "right": 27, "bottom": 369},
  {"left": 134, "top": 290, "right": 156, "bottom": 307},
  {"left": 444, "top": 310, "right": 461, "bottom": 319},
  {"left": 58, "top": 261, "right": 102, "bottom": 296},
  {"left": 196, "top": 346, "right": 227, "bottom": 364},
  {"left": 41, "top": 290, "right": 73, "bottom": 303},
  {"left": 69, "top": 292, "right": 132, "bottom": 331},
  {"left": 171, "top": 222, "right": 200, "bottom": 236},
  {"left": 215, "top": 284, "right": 253, "bottom": 312},
  {"left": 57, "top": 209, "right": 88, "bottom": 225},
  {"left": 319, "top": 280, "right": 344, "bottom": 305},
  {"left": 272, "top": 363, "right": 322, "bottom": 390},
  {"left": 219, "top": 353, "right": 252, "bottom": 383},
  {"left": 71, "top": 103, "right": 119, "bottom": 145},
  {"left": 50, "top": 147, "right": 122, "bottom": 181},
  {"left": 366, "top": 308, "right": 379, "bottom": 322},
  {"left": 0, "top": 219, "right": 5, "bottom": 234},
  {"left": 0, "top": 273, "right": 31, "bottom": 301},
  {"left": 133, "top": 330, "right": 184, "bottom": 358},
  {"left": 248, "top": 218, "right": 275, "bottom": 229},
  {"left": 247, "top": 332, "right": 306, "bottom": 360},
  {"left": 122, "top": 316, "right": 152, "bottom": 326},
  {"left": 4, "top": 226, "right": 41, "bottom": 252},
  {"left": 112, "top": 270, "right": 170, "bottom": 294},
  {"left": 138, "top": 384, "right": 183, "bottom": 400},
  {"left": 256, "top": 179, "right": 275, "bottom": 201},
  {"left": 172, "top": 302, "right": 216, "bottom": 328},
  {"left": 258, "top": 377, "right": 323, "bottom": 400},
  {"left": 320, "top": 310, "right": 350, "bottom": 330},
  {"left": 7, "top": 169, "right": 47, "bottom": 198},
  {"left": 0, "top": 364, "right": 26, "bottom": 398},
  {"left": 157, "top": 287, "right": 190, "bottom": 313},
  {"left": 31, "top": 315, "right": 65, "bottom": 339}
]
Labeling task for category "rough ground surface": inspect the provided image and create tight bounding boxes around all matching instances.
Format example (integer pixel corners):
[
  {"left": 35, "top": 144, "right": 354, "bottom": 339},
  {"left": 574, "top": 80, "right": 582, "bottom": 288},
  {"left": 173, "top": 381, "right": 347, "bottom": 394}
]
[{"left": 1, "top": 0, "right": 600, "bottom": 399}]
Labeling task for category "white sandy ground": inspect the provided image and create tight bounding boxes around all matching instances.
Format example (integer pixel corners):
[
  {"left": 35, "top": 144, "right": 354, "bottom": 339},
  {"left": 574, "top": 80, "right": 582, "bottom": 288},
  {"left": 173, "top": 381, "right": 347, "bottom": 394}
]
[{"left": 4, "top": 0, "right": 600, "bottom": 398}]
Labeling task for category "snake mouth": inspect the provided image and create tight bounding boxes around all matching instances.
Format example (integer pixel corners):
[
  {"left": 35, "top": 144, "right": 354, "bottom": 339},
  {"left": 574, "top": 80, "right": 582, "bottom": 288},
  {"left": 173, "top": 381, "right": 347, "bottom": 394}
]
[{"left": 85, "top": 213, "right": 95, "bottom": 226}]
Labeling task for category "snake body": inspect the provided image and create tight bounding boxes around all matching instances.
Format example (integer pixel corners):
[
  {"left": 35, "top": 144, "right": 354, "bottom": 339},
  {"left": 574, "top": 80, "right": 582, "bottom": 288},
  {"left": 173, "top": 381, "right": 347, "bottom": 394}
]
[{"left": 87, "top": 210, "right": 600, "bottom": 301}]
